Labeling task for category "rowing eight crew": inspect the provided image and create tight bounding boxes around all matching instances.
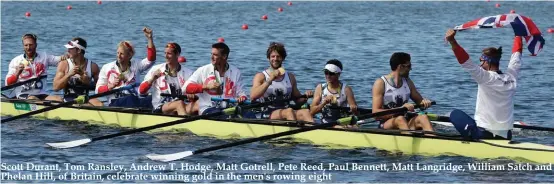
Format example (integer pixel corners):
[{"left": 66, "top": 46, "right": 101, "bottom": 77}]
[{"left": 3, "top": 29, "right": 524, "bottom": 140}]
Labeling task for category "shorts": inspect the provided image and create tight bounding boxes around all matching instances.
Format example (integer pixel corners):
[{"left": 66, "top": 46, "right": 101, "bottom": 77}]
[
  {"left": 17, "top": 94, "right": 48, "bottom": 100},
  {"left": 377, "top": 113, "right": 417, "bottom": 129}
]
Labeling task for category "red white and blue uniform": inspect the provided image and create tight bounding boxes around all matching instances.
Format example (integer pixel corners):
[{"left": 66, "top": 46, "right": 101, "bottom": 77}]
[
  {"left": 138, "top": 63, "right": 193, "bottom": 111},
  {"left": 4, "top": 52, "right": 61, "bottom": 99}
]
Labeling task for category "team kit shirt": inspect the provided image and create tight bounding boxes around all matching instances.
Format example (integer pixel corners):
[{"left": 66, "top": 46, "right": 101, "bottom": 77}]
[
  {"left": 139, "top": 63, "right": 193, "bottom": 109},
  {"left": 459, "top": 49, "right": 521, "bottom": 138},
  {"left": 4, "top": 52, "right": 61, "bottom": 98},
  {"left": 261, "top": 70, "right": 293, "bottom": 109},
  {"left": 184, "top": 64, "right": 246, "bottom": 114},
  {"left": 320, "top": 82, "right": 348, "bottom": 123},
  {"left": 95, "top": 57, "right": 155, "bottom": 102},
  {"left": 64, "top": 58, "right": 93, "bottom": 99}
]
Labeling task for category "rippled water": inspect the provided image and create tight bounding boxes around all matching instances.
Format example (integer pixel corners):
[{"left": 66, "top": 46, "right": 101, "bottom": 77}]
[{"left": 1, "top": 1, "right": 554, "bottom": 183}]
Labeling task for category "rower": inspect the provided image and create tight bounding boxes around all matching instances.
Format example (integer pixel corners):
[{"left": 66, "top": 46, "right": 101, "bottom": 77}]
[
  {"left": 95, "top": 27, "right": 156, "bottom": 108},
  {"left": 445, "top": 29, "right": 522, "bottom": 140},
  {"left": 371, "top": 52, "right": 434, "bottom": 131},
  {"left": 309, "top": 59, "right": 358, "bottom": 124},
  {"left": 50, "top": 37, "right": 102, "bottom": 106},
  {"left": 183, "top": 42, "right": 247, "bottom": 115},
  {"left": 138, "top": 42, "right": 196, "bottom": 115},
  {"left": 4, "top": 33, "right": 68, "bottom": 100},
  {"left": 250, "top": 42, "right": 314, "bottom": 122}
]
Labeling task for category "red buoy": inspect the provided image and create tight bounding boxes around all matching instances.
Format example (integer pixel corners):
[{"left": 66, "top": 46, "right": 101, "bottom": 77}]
[
  {"left": 510, "top": 10, "right": 516, "bottom": 13},
  {"left": 218, "top": 37, "right": 225, "bottom": 43},
  {"left": 547, "top": 28, "right": 554, "bottom": 33},
  {"left": 67, "top": 5, "right": 72, "bottom": 10},
  {"left": 287, "top": 2, "right": 292, "bottom": 6},
  {"left": 261, "top": 15, "right": 268, "bottom": 20},
  {"left": 178, "top": 56, "right": 186, "bottom": 63},
  {"left": 97, "top": 1, "right": 102, "bottom": 5},
  {"left": 25, "top": 12, "right": 31, "bottom": 17},
  {"left": 277, "top": 7, "right": 283, "bottom": 12},
  {"left": 242, "top": 24, "right": 249, "bottom": 30},
  {"left": 495, "top": 3, "right": 500, "bottom": 8}
]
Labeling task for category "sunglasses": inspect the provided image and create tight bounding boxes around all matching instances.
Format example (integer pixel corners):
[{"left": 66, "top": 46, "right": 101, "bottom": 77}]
[
  {"left": 324, "top": 70, "right": 338, "bottom": 76},
  {"left": 401, "top": 63, "right": 412, "bottom": 69}
]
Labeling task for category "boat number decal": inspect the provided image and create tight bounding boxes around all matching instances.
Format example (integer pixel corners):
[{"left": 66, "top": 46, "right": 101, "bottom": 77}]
[{"left": 14, "top": 103, "right": 31, "bottom": 111}]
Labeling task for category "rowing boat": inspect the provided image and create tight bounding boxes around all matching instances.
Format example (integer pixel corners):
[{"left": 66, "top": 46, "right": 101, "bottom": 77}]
[{"left": 1, "top": 98, "right": 553, "bottom": 164}]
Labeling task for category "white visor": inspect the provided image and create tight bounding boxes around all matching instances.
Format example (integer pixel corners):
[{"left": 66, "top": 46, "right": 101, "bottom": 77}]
[
  {"left": 64, "top": 40, "right": 86, "bottom": 50},
  {"left": 324, "top": 64, "right": 342, "bottom": 73}
]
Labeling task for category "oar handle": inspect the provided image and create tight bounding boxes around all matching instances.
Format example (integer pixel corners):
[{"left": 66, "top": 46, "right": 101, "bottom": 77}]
[
  {"left": 160, "top": 94, "right": 251, "bottom": 104},
  {"left": 1, "top": 75, "right": 47, "bottom": 91},
  {"left": 341, "top": 102, "right": 436, "bottom": 125}
]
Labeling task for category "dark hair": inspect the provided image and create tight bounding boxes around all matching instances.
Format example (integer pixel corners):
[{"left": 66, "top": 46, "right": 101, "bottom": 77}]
[
  {"left": 326, "top": 59, "right": 343, "bottom": 71},
  {"left": 482, "top": 47, "right": 502, "bottom": 65},
  {"left": 389, "top": 52, "right": 411, "bottom": 70},
  {"left": 166, "top": 42, "right": 181, "bottom": 54},
  {"left": 22, "top": 33, "right": 38, "bottom": 43},
  {"left": 266, "top": 42, "right": 287, "bottom": 59},
  {"left": 72, "top": 37, "right": 87, "bottom": 54},
  {"left": 212, "top": 42, "right": 230, "bottom": 58}
]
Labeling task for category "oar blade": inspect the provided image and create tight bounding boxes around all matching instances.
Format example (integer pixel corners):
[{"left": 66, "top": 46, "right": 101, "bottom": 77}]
[
  {"left": 46, "top": 138, "right": 92, "bottom": 149},
  {"left": 146, "top": 151, "right": 193, "bottom": 162}
]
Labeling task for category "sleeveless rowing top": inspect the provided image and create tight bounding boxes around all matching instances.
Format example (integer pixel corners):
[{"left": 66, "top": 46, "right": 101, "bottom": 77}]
[
  {"left": 64, "top": 58, "right": 92, "bottom": 97},
  {"left": 261, "top": 70, "right": 292, "bottom": 109},
  {"left": 321, "top": 81, "right": 347, "bottom": 123},
  {"left": 381, "top": 76, "right": 410, "bottom": 109}
]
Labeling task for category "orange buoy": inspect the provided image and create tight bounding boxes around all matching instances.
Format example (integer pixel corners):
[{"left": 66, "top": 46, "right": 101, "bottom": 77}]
[
  {"left": 510, "top": 10, "right": 515, "bottom": 13},
  {"left": 178, "top": 56, "right": 186, "bottom": 63},
  {"left": 97, "top": 1, "right": 102, "bottom": 5},
  {"left": 25, "top": 12, "right": 31, "bottom": 17},
  {"left": 287, "top": 2, "right": 292, "bottom": 6},
  {"left": 277, "top": 7, "right": 283, "bottom": 12},
  {"left": 242, "top": 24, "right": 249, "bottom": 30},
  {"left": 261, "top": 14, "right": 268, "bottom": 20},
  {"left": 495, "top": 3, "right": 500, "bottom": 8},
  {"left": 547, "top": 28, "right": 554, "bottom": 33},
  {"left": 67, "top": 5, "right": 72, "bottom": 10},
  {"left": 218, "top": 37, "right": 225, "bottom": 43}
]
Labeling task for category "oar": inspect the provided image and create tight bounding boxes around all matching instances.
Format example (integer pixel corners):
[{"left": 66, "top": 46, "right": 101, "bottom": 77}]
[
  {"left": 145, "top": 102, "right": 432, "bottom": 162},
  {"left": 45, "top": 95, "right": 308, "bottom": 149},
  {"left": 1, "top": 83, "right": 138, "bottom": 123},
  {"left": 425, "top": 113, "right": 554, "bottom": 132},
  {"left": 1, "top": 75, "right": 47, "bottom": 91},
  {"left": 160, "top": 93, "right": 251, "bottom": 104}
]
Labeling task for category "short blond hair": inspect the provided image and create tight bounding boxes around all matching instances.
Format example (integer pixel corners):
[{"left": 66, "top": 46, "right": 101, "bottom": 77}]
[{"left": 117, "top": 41, "right": 135, "bottom": 57}]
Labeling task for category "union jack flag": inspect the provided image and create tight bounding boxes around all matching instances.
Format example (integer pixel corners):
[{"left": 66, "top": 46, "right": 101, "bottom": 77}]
[{"left": 454, "top": 14, "right": 545, "bottom": 56}]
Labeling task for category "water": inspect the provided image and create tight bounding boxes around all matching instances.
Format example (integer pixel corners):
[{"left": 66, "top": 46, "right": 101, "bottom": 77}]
[{"left": 2, "top": 1, "right": 554, "bottom": 183}]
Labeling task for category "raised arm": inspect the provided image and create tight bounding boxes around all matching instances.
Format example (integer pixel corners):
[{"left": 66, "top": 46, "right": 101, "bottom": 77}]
[
  {"left": 507, "top": 36, "right": 523, "bottom": 79},
  {"left": 139, "top": 27, "right": 156, "bottom": 73},
  {"left": 445, "top": 29, "right": 495, "bottom": 85}
]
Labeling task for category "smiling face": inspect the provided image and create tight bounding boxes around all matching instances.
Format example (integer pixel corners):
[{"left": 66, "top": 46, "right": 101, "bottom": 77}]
[
  {"left": 165, "top": 47, "right": 178, "bottom": 63},
  {"left": 22, "top": 37, "right": 37, "bottom": 57},
  {"left": 268, "top": 50, "right": 283, "bottom": 69},
  {"left": 117, "top": 46, "right": 133, "bottom": 63},
  {"left": 324, "top": 69, "right": 340, "bottom": 83}
]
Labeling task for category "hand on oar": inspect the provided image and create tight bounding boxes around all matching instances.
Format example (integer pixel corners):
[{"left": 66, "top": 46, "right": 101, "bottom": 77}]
[
  {"left": 2, "top": 83, "right": 138, "bottom": 123},
  {"left": 1, "top": 75, "right": 47, "bottom": 91},
  {"left": 424, "top": 113, "right": 554, "bottom": 132},
  {"left": 145, "top": 102, "right": 434, "bottom": 162},
  {"left": 45, "top": 95, "right": 307, "bottom": 149},
  {"left": 160, "top": 94, "right": 252, "bottom": 104}
]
